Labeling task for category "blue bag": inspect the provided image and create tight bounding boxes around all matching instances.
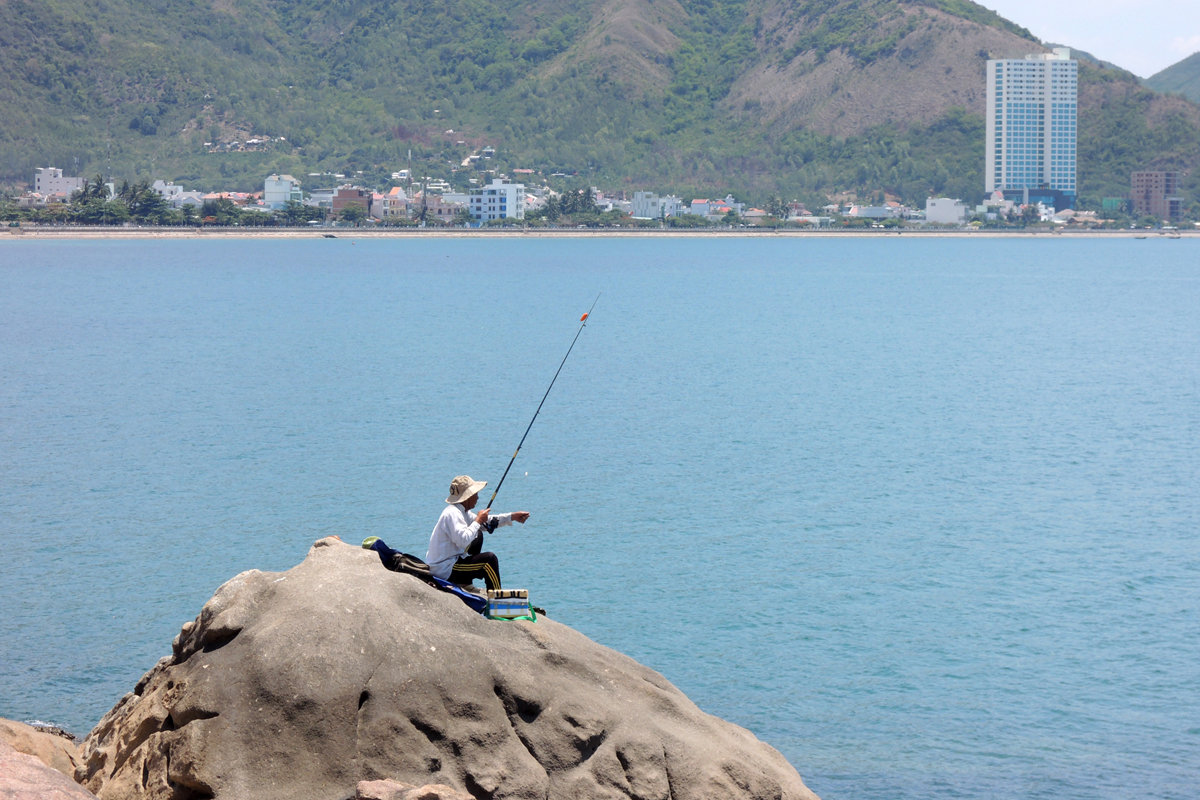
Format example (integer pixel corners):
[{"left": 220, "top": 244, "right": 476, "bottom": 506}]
[{"left": 363, "top": 538, "right": 487, "bottom": 613}]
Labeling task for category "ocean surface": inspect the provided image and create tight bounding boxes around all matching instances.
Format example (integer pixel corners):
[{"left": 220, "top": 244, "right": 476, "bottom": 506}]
[{"left": 2, "top": 235, "right": 1197, "bottom": 800}]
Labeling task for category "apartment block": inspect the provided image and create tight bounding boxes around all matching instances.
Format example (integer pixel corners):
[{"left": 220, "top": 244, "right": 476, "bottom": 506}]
[
  {"left": 985, "top": 48, "right": 1078, "bottom": 209},
  {"left": 1131, "top": 171, "right": 1185, "bottom": 221},
  {"left": 469, "top": 179, "right": 525, "bottom": 222}
]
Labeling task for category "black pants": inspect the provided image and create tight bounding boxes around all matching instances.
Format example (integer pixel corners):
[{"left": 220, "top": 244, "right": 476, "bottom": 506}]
[{"left": 449, "top": 532, "right": 501, "bottom": 590}]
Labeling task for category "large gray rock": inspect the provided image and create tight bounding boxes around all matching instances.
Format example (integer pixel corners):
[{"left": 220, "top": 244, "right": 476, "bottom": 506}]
[{"left": 79, "top": 537, "right": 818, "bottom": 800}]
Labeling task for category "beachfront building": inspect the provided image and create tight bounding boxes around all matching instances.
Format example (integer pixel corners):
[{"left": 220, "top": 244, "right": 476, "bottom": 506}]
[
  {"left": 985, "top": 48, "right": 1078, "bottom": 210},
  {"left": 380, "top": 186, "right": 409, "bottom": 220},
  {"left": 846, "top": 202, "right": 908, "bottom": 220},
  {"left": 410, "top": 192, "right": 466, "bottom": 224},
  {"left": 33, "top": 167, "right": 84, "bottom": 198},
  {"left": 263, "top": 175, "right": 304, "bottom": 210},
  {"left": 332, "top": 185, "right": 372, "bottom": 218},
  {"left": 688, "top": 194, "right": 745, "bottom": 221},
  {"left": 306, "top": 188, "right": 335, "bottom": 212},
  {"left": 152, "top": 180, "right": 204, "bottom": 208},
  {"left": 925, "top": 197, "right": 969, "bottom": 224},
  {"left": 632, "top": 191, "right": 683, "bottom": 219},
  {"left": 468, "top": 178, "right": 525, "bottom": 222},
  {"left": 1131, "top": 170, "right": 1185, "bottom": 221}
]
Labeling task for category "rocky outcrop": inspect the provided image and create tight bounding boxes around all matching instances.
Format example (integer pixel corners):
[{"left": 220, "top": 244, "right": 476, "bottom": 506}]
[
  {"left": 79, "top": 537, "right": 818, "bottom": 800},
  {"left": 0, "top": 718, "right": 82, "bottom": 782},
  {"left": 0, "top": 739, "right": 98, "bottom": 800}
]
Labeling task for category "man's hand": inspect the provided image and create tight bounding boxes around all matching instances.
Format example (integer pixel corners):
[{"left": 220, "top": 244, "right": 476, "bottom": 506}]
[
  {"left": 476, "top": 508, "right": 490, "bottom": 527},
  {"left": 512, "top": 511, "right": 530, "bottom": 523}
]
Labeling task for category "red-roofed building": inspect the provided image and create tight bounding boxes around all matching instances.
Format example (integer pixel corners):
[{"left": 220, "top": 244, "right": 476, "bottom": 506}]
[{"left": 381, "top": 186, "right": 409, "bottom": 220}]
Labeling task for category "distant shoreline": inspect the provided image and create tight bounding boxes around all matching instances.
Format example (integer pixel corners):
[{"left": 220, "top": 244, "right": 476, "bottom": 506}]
[{"left": 4, "top": 226, "right": 1191, "bottom": 240}]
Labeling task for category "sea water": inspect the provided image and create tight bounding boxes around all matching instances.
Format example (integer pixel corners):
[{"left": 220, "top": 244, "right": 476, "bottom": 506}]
[{"left": 1, "top": 235, "right": 1197, "bottom": 800}]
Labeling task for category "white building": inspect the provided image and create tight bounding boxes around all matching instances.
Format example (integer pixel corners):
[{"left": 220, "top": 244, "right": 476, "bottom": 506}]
[
  {"left": 632, "top": 191, "right": 683, "bottom": 219},
  {"left": 469, "top": 178, "right": 525, "bottom": 222},
  {"left": 306, "top": 188, "right": 336, "bottom": 210},
  {"left": 151, "top": 180, "right": 202, "bottom": 208},
  {"left": 925, "top": 197, "right": 968, "bottom": 225},
  {"left": 263, "top": 174, "right": 304, "bottom": 209},
  {"left": 152, "top": 180, "right": 183, "bottom": 204},
  {"left": 592, "top": 190, "right": 628, "bottom": 214},
  {"left": 846, "top": 204, "right": 903, "bottom": 219},
  {"left": 986, "top": 48, "right": 1077, "bottom": 209},
  {"left": 34, "top": 167, "right": 84, "bottom": 197},
  {"left": 688, "top": 195, "right": 744, "bottom": 219},
  {"left": 975, "top": 190, "right": 1017, "bottom": 221}
]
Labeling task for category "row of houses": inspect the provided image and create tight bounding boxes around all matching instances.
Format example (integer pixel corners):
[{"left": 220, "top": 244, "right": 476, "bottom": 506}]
[
  {"left": 20, "top": 167, "right": 795, "bottom": 224},
  {"left": 22, "top": 166, "right": 1171, "bottom": 226},
  {"left": 923, "top": 193, "right": 1108, "bottom": 225},
  {"left": 3, "top": 167, "right": 1053, "bottom": 227},
  {"left": 157, "top": 174, "right": 759, "bottom": 224},
  {"left": 7, "top": 166, "right": 985, "bottom": 226},
  {"left": 15, "top": 168, "right": 834, "bottom": 226},
  {"left": 630, "top": 191, "right": 830, "bottom": 224},
  {"left": 15, "top": 167, "right": 528, "bottom": 224},
  {"left": 630, "top": 192, "right": 751, "bottom": 221},
  {"left": 245, "top": 175, "right": 528, "bottom": 223}
]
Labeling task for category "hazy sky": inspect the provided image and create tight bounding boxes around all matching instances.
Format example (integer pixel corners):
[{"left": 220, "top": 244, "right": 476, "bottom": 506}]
[{"left": 982, "top": 0, "right": 1200, "bottom": 78}]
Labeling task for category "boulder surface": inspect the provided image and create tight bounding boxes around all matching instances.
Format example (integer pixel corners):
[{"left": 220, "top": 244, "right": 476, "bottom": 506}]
[
  {"left": 355, "top": 779, "right": 474, "bottom": 800},
  {"left": 79, "top": 537, "right": 819, "bottom": 800},
  {"left": 0, "top": 739, "right": 98, "bottom": 800},
  {"left": 0, "top": 718, "right": 82, "bottom": 781}
]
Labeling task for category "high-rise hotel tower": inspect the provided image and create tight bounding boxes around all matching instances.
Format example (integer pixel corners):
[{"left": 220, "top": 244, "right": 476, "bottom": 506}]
[{"left": 985, "top": 48, "right": 1078, "bottom": 209}]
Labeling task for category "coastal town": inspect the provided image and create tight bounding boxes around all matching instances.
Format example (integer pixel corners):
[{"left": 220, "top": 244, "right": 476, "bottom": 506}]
[
  {"left": 10, "top": 162, "right": 1192, "bottom": 233},
  {"left": 5, "top": 50, "right": 1195, "bottom": 232}
]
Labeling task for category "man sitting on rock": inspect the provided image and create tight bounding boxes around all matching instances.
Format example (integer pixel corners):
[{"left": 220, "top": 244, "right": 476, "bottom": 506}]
[{"left": 426, "top": 475, "right": 529, "bottom": 592}]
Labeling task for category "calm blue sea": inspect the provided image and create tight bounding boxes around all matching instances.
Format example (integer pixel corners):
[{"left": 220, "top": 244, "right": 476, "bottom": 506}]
[{"left": 2, "top": 236, "right": 1197, "bottom": 800}]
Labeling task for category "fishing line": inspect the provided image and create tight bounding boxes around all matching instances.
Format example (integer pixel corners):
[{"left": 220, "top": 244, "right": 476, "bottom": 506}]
[{"left": 482, "top": 294, "right": 600, "bottom": 515}]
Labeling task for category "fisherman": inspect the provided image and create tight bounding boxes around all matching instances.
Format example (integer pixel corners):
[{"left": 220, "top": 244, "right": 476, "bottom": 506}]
[{"left": 427, "top": 475, "right": 529, "bottom": 592}]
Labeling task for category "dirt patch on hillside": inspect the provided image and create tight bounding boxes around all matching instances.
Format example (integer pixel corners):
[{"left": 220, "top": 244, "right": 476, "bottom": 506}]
[
  {"left": 725, "top": 6, "right": 1037, "bottom": 136},
  {"left": 545, "top": 0, "right": 685, "bottom": 88}
]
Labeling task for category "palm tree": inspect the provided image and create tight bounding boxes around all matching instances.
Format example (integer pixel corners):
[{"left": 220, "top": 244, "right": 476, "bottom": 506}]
[{"left": 87, "top": 174, "right": 109, "bottom": 200}]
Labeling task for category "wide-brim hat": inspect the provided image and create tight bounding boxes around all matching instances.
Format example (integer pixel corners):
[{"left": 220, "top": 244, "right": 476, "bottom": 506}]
[{"left": 446, "top": 475, "right": 487, "bottom": 504}]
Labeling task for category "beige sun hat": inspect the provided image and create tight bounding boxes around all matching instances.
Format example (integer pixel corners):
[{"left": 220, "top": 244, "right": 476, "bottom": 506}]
[{"left": 446, "top": 475, "right": 487, "bottom": 504}]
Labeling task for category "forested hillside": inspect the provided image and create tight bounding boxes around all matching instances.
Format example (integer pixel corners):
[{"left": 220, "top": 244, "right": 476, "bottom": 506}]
[
  {"left": 1146, "top": 53, "right": 1200, "bottom": 104},
  {"left": 3, "top": 0, "right": 1199, "bottom": 208}
]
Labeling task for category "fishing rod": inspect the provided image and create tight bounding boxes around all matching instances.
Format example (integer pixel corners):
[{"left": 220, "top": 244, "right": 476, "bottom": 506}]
[{"left": 482, "top": 294, "right": 600, "bottom": 517}]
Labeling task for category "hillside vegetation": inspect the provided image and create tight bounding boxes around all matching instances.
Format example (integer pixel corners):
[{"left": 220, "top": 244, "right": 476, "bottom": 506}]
[
  {"left": 3, "top": 0, "right": 1199, "bottom": 208},
  {"left": 1146, "top": 52, "right": 1200, "bottom": 103}
]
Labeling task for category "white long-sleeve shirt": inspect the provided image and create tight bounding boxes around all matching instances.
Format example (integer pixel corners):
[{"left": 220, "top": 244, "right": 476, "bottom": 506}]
[{"left": 426, "top": 503, "right": 513, "bottom": 579}]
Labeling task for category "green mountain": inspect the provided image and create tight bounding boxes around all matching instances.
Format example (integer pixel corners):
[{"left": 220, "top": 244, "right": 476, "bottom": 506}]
[
  {"left": 3, "top": 0, "right": 1199, "bottom": 209},
  {"left": 1146, "top": 52, "right": 1200, "bottom": 104}
]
